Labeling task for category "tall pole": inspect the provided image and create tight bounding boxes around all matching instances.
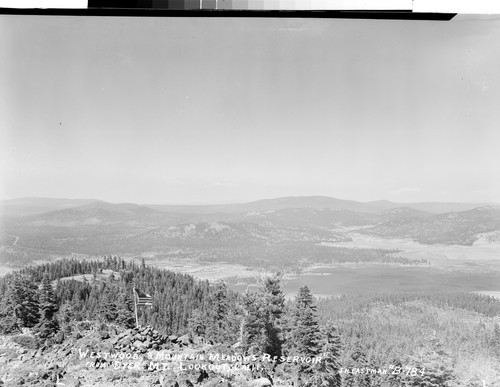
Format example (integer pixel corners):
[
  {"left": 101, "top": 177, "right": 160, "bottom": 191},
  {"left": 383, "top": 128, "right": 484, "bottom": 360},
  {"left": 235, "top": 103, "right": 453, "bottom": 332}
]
[{"left": 133, "top": 287, "right": 139, "bottom": 328}]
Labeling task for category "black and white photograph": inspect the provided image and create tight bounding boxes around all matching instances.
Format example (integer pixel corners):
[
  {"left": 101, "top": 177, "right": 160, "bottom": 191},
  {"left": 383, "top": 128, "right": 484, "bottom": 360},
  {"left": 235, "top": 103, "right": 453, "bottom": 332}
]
[{"left": 1, "top": 4, "right": 500, "bottom": 386}]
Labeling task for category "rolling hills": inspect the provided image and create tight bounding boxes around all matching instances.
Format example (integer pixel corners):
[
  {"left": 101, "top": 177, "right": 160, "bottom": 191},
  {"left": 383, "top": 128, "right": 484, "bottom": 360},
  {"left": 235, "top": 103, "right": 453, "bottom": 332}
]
[
  {"left": 363, "top": 206, "right": 500, "bottom": 245},
  {"left": 1, "top": 196, "right": 499, "bottom": 269}
]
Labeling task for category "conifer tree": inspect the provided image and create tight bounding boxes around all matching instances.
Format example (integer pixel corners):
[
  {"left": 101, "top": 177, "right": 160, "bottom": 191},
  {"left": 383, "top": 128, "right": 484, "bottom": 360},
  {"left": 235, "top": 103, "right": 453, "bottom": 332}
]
[
  {"left": 240, "top": 290, "right": 266, "bottom": 355},
  {"left": 188, "top": 308, "right": 207, "bottom": 338},
  {"left": 39, "top": 276, "right": 58, "bottom": 320},
  {"left": 70, "top": 291, "right": 85, "bottom": 321},
  {"left": 8, "top": 274, "right": 41, "bottom": 329},
  {"left": 287, "top": 285, "right": 321, "bottom": 357},
  {"left": 342, "top": 345, "right": 372, "bottom": 387},
  {"left": 239, "top": 274, "right": 285, "bottom": 358},
  {"left": 206, "top": 281, "right": 231, "bottom": 342},
  {"left": 101, "top": 288, "right": 119, "bottom": 322},
  {"left": 260, "top": 273, "right": 285, "bottom": 358},
  {"left": 115, "top": 288, "right": 135, "bottom": 328},
  {"left": 307, "top": 321, "right": 342, "bottom": 387},
  {"left": 284, "top": 285, "right": 322, "bottom": 386},
  {"left": 58, "top": 301, "right": 75, "bottom": 334},
  {"left": 36, "top": 275, "right": 59, "bottom": 338},
  {"left": 0, "top": 283, "right": 20, "bottom": 333}
]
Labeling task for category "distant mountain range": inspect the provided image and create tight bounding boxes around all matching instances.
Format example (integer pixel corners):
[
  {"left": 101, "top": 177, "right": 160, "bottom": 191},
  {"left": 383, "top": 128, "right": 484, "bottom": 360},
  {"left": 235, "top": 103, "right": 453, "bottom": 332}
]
[
  {"left": 1, "top": 195, "right": 495, "bottom": 217},
  {"left": 1, "top": 196, "right": 499, "bottom": 267},
  {"left": 0, "top": 197, "right": 96, "bottom": 217},
  {"left": 21, "top": 200, "right": 191, "bottom": 227},
  {"left": 147, "top": 196, "right": 494, "bottom": 215}
]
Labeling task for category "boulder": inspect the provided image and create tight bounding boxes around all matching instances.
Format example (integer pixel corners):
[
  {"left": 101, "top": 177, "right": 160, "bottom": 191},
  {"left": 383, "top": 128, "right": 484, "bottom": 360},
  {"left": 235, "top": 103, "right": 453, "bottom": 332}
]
[
  {"left": 204, "top": 380, "right": 232, "bottom": 387},
  {"left": 177, "top": 380, "right": 194, "bottom": 387},
  {"left": 99, "top": 331, "right": 110, "bottom": 340},
  {"left": 177, "top": 335, "right": 192, "bottom": 346},
  {"left": 134, "top": 333, "right": 144, "bottom": 340},
  {"left": 168, "top": 335, "right": 178, "bottom": 343},
  {"left": 116, "top": 331, "right": 128, "bottom": 339},
  {"left": 252, "top": 377, "right": 272, "bottom": 387},
  {"left": 59, "top": 376, "right": 81, "bottom": 387},
  {"left": 121, "top": 338, "right": 131, "bottom": 346}
]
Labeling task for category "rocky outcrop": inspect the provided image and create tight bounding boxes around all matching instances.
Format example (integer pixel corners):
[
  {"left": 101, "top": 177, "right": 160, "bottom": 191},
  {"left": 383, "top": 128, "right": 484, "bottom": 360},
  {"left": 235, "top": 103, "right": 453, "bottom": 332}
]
[
  {"left": 0, "top": 325, "right": 289, "bottom": 387},
  {"left": 111, "top": 326, "right": 194, "bottom": 354}
]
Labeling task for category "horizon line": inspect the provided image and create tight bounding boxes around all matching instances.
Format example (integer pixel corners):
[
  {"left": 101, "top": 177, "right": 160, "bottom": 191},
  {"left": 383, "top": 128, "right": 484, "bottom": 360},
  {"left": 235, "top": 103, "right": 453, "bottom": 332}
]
[{"left": 1, "top": 195, "right": 498, "bottom": 206}]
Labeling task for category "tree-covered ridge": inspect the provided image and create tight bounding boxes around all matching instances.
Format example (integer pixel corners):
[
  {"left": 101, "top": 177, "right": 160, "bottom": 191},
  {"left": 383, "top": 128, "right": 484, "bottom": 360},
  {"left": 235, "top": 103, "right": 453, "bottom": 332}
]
[
  {"left": 363, "top": 206, "right": 500, "bottom": 246},
  {"left": 0, "top": 225, "right": 429, "bottom": 268},
  {"left": 316, "top": 292, "right": 500, "bottom": 319},
  {"left": 0, "top": 258, "right": 343, "bottom": 386},
  {"left": 316, "top": 293, "right": 500, "bottom": 386},
  {"left": 0, "top": 256, "right": 215, "bottom": 337}
]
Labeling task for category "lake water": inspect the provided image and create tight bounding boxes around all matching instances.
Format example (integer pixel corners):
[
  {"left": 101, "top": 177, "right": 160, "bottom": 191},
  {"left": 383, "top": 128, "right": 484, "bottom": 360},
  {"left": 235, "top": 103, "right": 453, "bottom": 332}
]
[
  {"left": 230, "top": 234, "right": 500, "bottom": 297},
  {"left": 230, "top": 263, "right": 500, "bottom": 297}
]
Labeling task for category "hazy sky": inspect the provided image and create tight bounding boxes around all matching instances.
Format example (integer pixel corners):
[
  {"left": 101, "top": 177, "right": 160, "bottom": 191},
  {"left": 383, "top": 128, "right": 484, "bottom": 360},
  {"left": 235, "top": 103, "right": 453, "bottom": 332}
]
[{"left": 1, "top": 15, "right": 500, "bottom": 204}]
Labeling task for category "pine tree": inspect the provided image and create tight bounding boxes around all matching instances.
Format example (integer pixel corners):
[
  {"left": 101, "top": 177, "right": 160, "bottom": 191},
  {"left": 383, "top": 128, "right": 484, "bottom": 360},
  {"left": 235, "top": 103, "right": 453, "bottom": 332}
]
[
  {"left": 307, "top": 321, "right": 342, "bottom": 387},
  {"left": 260, "top": 273, "right": 285, "bottom": 358},
  {"left": 240, "top": 290, "right": 267, "bottom": 355},
  {"left": 39, "top": 276, "right": 58, "bottom": 320},
  {"left": 9, "top": 274, "right": 40, "bottom": 328},
  {"left": 239, "top": 274, "right": 285, "bottom": 358},
  {"left": 188, "top": 308, "right": 207, "bottom": 338},
  {"left": 36, "top": 275, "right": 59, "bottom": 338},
  {"left": 342, "top": 344, "right": 372, "bottom": 387},
  {"left": 206, "top": 281, "right": 231, "bottom": 343},
  {"left": 115, "top": 288, "right": 135, "bottom": 328},
  {"left": 0, "top": 283, "right": 20, "bottom": 333},
  {"left": 101, "top": 290, "right": 118, "bottom": 322},
  {"left": 285, "top": 285, "right": 322, "bottom": 386},
  {"left": 288, "top": 286, "right": 321, "bottom": 357},
  {"left": 58, "top": 301, "right": 75, "bottom": 334}
]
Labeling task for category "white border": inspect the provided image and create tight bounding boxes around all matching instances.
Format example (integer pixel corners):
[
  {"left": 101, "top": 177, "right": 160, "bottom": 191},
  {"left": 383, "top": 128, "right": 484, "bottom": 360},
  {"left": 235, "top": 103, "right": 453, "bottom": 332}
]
[{"left": 0, "top": 0, "right": 499, "bottom": 14}]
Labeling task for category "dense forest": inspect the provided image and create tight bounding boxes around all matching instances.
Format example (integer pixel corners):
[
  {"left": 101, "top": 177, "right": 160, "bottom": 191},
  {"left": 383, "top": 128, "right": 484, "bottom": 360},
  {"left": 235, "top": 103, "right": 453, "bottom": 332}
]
[
  {"left": 1, "top": 257, "right": 500, "bottom": 386},
  {"left": 0, "top": 229, "right": 428, "bottom": 269}
]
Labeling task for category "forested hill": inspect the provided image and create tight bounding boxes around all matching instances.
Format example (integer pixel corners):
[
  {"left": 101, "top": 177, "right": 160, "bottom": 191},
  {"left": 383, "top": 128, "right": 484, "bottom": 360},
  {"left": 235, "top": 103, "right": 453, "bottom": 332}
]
[
  {"left": 0, "top": 256, "right": 218, "bottom": 336},
  {"left": 0, "top": 257, "right": 344, "bottom": 386}
]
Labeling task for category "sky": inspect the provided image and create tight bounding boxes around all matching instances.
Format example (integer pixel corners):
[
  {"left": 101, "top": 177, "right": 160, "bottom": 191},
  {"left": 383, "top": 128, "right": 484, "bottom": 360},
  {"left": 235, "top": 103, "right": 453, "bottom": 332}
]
[{"left": 1, "top": 14, "right": 500, "bottom": 204}]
